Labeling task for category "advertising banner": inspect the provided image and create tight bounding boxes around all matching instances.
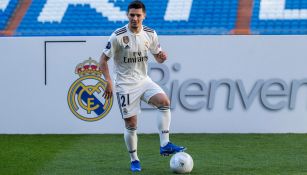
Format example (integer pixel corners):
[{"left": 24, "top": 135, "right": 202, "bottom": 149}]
[{"left": 1, "top": 36, "right": 307, "bottom": 133}]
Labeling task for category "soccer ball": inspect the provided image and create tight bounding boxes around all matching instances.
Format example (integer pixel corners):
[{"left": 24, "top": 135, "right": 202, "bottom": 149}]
[{"left": 170, "top": 152, "right": 194, "bottom": 174}]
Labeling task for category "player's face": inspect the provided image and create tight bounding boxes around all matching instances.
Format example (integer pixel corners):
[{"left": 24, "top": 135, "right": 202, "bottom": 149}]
[{"left": 127, "top": 8, "right": 145, "bottom": 30}]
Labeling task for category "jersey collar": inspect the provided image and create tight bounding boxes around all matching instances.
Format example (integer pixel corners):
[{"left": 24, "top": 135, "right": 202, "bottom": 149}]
[{"left": 126, "top": 24, "right": 143, "bottom": 35}]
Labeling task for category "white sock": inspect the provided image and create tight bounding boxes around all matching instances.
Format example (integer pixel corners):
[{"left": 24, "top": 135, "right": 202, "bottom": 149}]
[
  {"left": 157, "top": 107, "right": 171, "bottom": 147},
  {"left": 124, "top": 127, "right": 139, "bottom": 161}
]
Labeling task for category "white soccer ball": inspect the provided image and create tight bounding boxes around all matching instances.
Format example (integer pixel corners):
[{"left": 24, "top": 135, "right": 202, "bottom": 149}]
[{"left": 170, "top": 152, "right": 194, "bottom": 174}]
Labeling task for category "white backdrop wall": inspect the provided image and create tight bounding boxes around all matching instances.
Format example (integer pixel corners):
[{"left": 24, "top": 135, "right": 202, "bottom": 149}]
[{"left": 1, "top": 36, "right": 307, "bottom": 134}]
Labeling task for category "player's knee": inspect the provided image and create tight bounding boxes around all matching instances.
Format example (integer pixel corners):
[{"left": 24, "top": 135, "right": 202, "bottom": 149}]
[
  {"left": 150, "top": 93, "right": 170, "bottom": 107},
  {"left": 156, "top": 98, "right": 170, "bottom": 111},
  {"left": 125, "top": 122, "right": 137, "bottom": 131},
  {"left": 124, "top": 117, "right": 137, "bottom": 129},
  {"left": 158, "top": 98, "right": 170, "bottom": 109}
]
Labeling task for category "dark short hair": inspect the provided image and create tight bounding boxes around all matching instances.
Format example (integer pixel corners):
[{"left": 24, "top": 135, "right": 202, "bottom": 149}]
[{"left": 128, "top": 0, "right": 146, "bottom": 13}]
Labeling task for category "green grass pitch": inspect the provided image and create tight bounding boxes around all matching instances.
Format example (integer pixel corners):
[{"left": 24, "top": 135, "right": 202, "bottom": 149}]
[{"left": 1, "top": 134, "right": 307, "bottom": 175}]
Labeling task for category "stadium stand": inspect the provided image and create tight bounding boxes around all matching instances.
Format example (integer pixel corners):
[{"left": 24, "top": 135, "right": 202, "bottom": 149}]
[
  {"left": 0, "top": 0, "right": 307, "bottom": 36},
  {"left": 0, "top": 0, "right": 18, "bottom": 30},
  {"left": 2, "top": 0, "right": 239, "bottom": 36},
  {"left": 251, "top": 0, "right": 307, "bottom": 34}
]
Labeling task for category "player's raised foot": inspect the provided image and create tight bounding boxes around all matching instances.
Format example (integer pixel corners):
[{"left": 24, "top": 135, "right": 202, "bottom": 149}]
[
  {"left": 160, "top": 142, "right": 186, "bottom": 156},
  {"left": 130, "top": 160, "right": 142, "bottom": 172}
]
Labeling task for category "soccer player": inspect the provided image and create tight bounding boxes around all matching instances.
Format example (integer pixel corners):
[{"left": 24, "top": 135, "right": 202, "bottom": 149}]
[{"left": 99, "top": 0, "right": 186, "bottom": 172}]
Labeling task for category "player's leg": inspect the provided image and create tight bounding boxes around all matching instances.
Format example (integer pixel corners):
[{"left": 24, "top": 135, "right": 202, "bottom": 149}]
[
  {"left": 116, "top": 92, "right": 142, "bottom": 172},
  {"left": 142, "top": 80, "right": 186, "bottom": 156},
  {"left": 148, "top": 93, "right": 171, "bottom": 147},
  {"left": 148, "top": 93, "right": 186, "bottom": 156},
  {"left": 124, "top": 116, "right": 141, "bottom": 172}
]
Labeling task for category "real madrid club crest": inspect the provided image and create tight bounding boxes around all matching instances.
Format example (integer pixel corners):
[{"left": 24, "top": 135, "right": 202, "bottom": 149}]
[
  {"left": 123, "top": 36, "right": 129, "bottom": 44},
  {"left": 67, "top": 58, "right": 113, "bottom": 122}
]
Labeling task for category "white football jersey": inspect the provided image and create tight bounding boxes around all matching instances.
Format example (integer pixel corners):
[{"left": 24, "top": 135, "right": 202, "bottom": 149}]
[{"left": 103, "top": 24, "right": 162, "bottom": 92}]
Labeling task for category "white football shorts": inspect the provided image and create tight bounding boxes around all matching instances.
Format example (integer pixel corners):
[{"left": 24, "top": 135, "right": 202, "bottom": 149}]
[{"left": 115, "top": 78, "right": 165, "bottom": 118}]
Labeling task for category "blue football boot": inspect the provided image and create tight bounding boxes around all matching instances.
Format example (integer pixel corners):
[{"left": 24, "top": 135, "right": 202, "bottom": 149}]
[
  {"left": 130, "top": 160, "right": 141, "bottom": 172},
  {"left": 160, "top": 142, "right": 186, "bottom": 156}
]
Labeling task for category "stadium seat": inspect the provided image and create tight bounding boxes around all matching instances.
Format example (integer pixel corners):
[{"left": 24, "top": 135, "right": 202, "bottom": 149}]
[
  {"left": 0, "top": 0, "right": 18, "bottom": 30},
  {"left": 251, "top": 0, "right": 307, "bottom": 34},
  {"left": 15, "top": 0, "right": 238, "bottom": 36},
  {"left": 2, "top": 0, "right": 307, "bottom": 35}
]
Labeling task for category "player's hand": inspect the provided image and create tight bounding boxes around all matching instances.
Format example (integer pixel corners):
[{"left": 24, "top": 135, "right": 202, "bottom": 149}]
[
  {"left": 103, "top": 81, "right": 113, "bottom": 99},
  {"left": 156, "top": 51, "right": 167, "bottom": 63}
]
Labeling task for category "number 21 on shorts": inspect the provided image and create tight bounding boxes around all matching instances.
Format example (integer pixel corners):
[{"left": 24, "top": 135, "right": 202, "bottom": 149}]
[{"left": 119, "top": 94, "right": 130, "bottom": 107}]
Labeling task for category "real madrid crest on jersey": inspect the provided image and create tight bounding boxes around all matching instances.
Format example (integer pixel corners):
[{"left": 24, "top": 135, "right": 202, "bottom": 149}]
[
  {"left": 123, "top": 36, "right": 129, "bottom": 44},
  {"left": 67, "top": 58, "right": 113, "bottom": 122}
]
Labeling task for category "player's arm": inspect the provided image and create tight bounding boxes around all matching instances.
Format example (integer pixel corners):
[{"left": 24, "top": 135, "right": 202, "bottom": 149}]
[
  {"left": 100, "top": 33, "right": 116, "bottom": 99},
  {"left": 99, "top": 53, "right": 113, "bottom": 99},
  {"left": 150, "top": 31, "right": 167, "bottom": 63},
  {"left": 153, "top": 51, "right": 167, "bottom": 63}
]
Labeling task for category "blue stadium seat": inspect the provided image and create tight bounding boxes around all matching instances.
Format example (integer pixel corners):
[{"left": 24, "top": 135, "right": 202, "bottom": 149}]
[
  {"left": 2, "top": 0, "right": 307, "bottom": 35},
  {"left": 16, "top": 0, "right": 238, "bottom": 36},
  {"left": 251, "top": 0, "right": 307, "bottom": 34},
  {"left": 0, "top": 0, "right": 18, "bottom": 30}
]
